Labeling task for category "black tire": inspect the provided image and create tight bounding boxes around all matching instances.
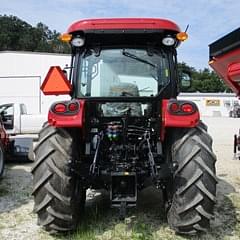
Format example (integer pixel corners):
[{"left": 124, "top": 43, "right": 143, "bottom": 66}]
[
  {"left": 31, "top": 124, "right": 86, "bottom": 233},
  {"left": 167, "top": 122, "right": 217, "bottom": 235},
  {"left": 0, "top": 142, "right": 5, "bottom": 178}
]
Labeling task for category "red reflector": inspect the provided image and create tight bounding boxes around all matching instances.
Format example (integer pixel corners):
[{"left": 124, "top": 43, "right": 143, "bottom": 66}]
[
  {"left": 181, "top": 103, "right": 194, "bottom": 113},
  {"left": 54, "top": 103, "right": 67, "bottom": 113},
  {"left": 68, "top": 102, "right": 79, "bottom": 112},
  {"left": 170, "top": 103, "right": 180, "bottom": 113}
]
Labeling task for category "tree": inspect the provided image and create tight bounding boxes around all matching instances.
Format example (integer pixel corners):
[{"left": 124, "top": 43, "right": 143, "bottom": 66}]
[
  {"left": 0, "top": 15, "right": 36, "bottom": 51},
  {"left": 178, "top": 62, "right": 231, "bottom": 93},
  {"left": 0, "top": 15, "right": 70, "bottom": 53}
]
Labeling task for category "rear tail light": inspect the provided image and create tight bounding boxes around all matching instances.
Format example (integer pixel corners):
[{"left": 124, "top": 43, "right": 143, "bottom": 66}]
[
  {"left": 181, "top": 103, "right": 195, "bottom": 114},
  {"left": 54, "top": 103, "right": 67, "bottom": 113},
  {"left": 169, "top": 102, "right": 180, "bottom": 113},
  {"left": 68, "top": 102, "right": 79, "bottom": 112},
  {"left": 168, "top": 101, "right": 196, "bottom": 115},
  {"left": 52, "top": 101, "right": 79, "bottom": 114}
]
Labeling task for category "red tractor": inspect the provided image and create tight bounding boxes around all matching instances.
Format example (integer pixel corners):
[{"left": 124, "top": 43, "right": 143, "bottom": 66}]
[
  {"left": 209, "top": 27, "right": 240, "bottom": 160},
  {"left": 32, "top": 18, "right": 217, "bottom": 235}
]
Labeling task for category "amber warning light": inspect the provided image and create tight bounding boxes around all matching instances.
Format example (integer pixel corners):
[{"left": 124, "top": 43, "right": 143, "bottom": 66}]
[
  {"left": 41, "top": 66, "right": 72, "bottom": 95},
  {"left": 176, "top": 32, "right": 188, "bottom": 41}
]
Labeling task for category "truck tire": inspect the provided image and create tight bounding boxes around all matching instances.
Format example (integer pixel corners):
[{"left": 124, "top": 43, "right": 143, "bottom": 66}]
[
  {"left": 0, "top": 143, "right": 5, "bottom": 178},
  {"left": 167, "top": 122, "right": 217, "bottom": 235},
  {"left": 31, "top": 124, "right": 86, "bottom": 233}
]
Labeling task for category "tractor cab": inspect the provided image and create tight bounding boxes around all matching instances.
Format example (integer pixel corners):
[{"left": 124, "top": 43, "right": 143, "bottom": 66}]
[{"left": 42, "top": 18, "right": 189, "bottom": 101}]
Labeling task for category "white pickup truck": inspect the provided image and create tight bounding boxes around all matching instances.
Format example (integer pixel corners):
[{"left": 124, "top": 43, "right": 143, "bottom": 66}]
[
  {"left": 0, "top": 103, "right": 47, "bottom": 160},
  {"left": 0, "top": 103, "right": 46, "bottom": 135}
]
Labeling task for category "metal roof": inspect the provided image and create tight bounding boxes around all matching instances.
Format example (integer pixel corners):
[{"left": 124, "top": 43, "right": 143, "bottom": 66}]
[{"left": 68, "top": 18, "right": 181, "bottom": 33}]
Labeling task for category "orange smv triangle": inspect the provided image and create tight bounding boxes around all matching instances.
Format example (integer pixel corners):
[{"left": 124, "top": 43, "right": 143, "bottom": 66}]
[{"left": 41, "top": 66, "right": 72, "bottom": 95}]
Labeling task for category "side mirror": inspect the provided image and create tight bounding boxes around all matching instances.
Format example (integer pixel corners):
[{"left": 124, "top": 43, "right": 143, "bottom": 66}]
[
  {"left": 179, "top": 71, "right": 191, "bottom": 89},
  {"left": 41, "top": 66, "right": 72, "bottom": 96}
]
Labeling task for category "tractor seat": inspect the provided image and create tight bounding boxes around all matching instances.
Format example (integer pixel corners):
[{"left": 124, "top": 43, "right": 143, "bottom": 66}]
[{"left": 103, "top": 82, "right": 142, "bottom": 117}]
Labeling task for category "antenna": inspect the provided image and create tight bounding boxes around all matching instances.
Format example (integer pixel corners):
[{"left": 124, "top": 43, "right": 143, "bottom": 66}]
[{"left": 185, "top": 24, "right": 189, "bottom": 33}]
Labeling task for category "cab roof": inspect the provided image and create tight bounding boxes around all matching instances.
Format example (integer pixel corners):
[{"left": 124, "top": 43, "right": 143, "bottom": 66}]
[{"left": 68, "top": 18, "right": 181, "bottom": 33}]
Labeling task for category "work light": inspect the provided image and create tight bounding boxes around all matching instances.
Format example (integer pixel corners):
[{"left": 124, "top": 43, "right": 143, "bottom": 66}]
[
  {"left": 162, "top": 36, "right": 175, "bottom": 46},
  {"left": 71, "top": 37, "right": 85, "bottom": 47}
]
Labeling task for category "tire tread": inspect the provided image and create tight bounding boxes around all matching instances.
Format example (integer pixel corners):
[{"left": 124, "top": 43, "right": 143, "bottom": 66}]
[
  {"left": 32, "top": 124, "right": 85, "bottom": 232},
  {"left": 167, "top": 122, "right": 217, "bottom": 235}
]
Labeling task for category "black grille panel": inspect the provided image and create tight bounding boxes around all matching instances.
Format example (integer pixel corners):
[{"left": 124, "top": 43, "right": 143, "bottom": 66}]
[{"left": 209, "top": 28, "right": 240, "bottom": 59}]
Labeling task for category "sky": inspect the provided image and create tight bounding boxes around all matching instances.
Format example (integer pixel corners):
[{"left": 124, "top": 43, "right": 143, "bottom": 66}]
[{"left": 1, "top": 0, "right": 240, "bottom": 70}]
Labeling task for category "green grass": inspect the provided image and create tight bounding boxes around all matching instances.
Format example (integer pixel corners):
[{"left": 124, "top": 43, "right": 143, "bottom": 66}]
[
  {"left": 1, "top": 190, "right": 239, "bottom": 240},
  {"left": 229, "top": 194, "right": 240, "bottom": 238},
  {"left": 0, "top": 184, "right": 9, "bottom": 197},
  {"left": 51, "top": 189, "right": 240, "bottom": 240},
  {"left": 2, "top": 171, "right": 240, "bottom": 240},
  {"left": 58, "top": 200, "right": 175, "bottom": 240}
]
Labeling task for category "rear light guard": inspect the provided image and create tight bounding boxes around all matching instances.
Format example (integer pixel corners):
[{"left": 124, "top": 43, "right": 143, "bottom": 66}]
[
  {"left": 168, "top": 100, "right": 197, "bottom": 115},
  {"left": 51, "top": 100, "right": 80, "bottom": 115}
]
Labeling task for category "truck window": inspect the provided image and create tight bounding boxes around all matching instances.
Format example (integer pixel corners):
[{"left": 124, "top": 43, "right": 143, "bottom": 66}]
[
  {"left": 0, "top": 104, "right": 14, "bottom": 116},
  {"left": 0, "top": 104, "right": 14, "bottom": 130}
]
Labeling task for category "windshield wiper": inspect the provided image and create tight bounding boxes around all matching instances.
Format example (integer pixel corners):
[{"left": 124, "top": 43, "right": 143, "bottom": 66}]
[{"left": 122, "top": 50, "right": 157, "bottom": 68}]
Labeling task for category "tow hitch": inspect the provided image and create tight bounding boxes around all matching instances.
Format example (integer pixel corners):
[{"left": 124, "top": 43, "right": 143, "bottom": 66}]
[{"left": 110, "top": 172, "right": 137, "bottom": 219}]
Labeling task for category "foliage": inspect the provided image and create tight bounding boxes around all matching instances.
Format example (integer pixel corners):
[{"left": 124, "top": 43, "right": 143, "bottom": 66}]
[
  {"left": 178, "top": 62, "right": 231, "bottom": 93},
  {"left": 0, "top": 15, "right": 70, "bottom": 53}
]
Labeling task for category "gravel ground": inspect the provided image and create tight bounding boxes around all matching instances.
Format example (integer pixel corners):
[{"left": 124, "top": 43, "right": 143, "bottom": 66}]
[
  {"left": 203, "top": 117, "right": 240, "bottom": 188},
  {"left": 0, "top": 117, "right": 239, "bottom": 240}
]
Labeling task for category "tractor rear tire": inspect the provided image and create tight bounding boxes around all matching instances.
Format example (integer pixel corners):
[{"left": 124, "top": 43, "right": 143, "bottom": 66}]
[
  {"left": 167, "top": 122, "right": 217, "bottom": 235},
  {"left": 0, "top": 143, "right": 5, "bottom": 178},
  {"left": 31, "top": 124, "right": 86, "bottom": 233}
]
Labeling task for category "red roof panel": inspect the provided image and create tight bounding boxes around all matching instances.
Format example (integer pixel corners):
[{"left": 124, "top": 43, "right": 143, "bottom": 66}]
[{"left": 68, "top": 18, "right": 181, "bottom": 33}]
